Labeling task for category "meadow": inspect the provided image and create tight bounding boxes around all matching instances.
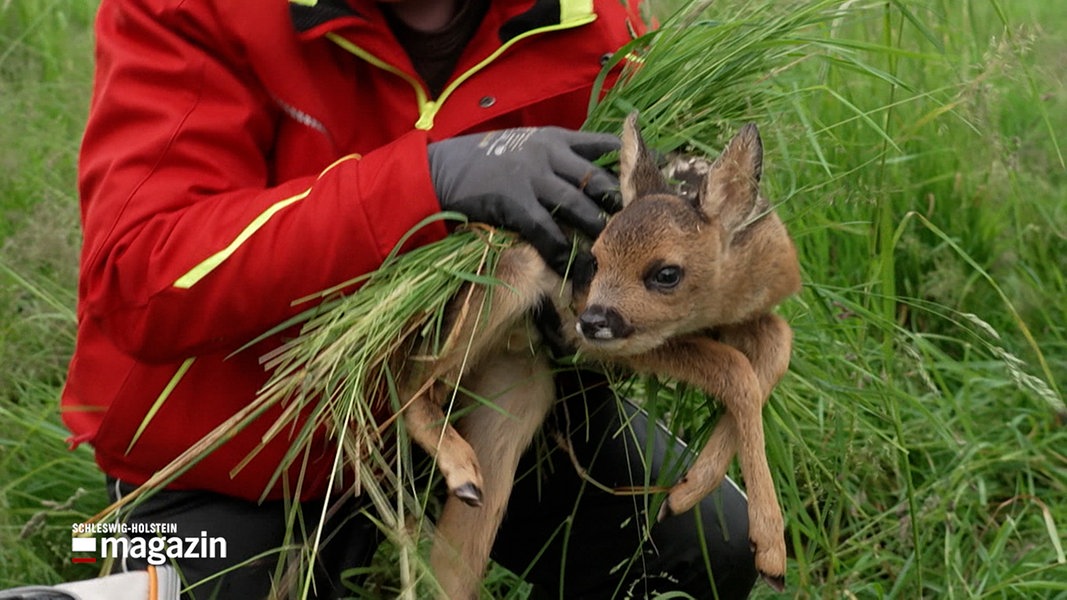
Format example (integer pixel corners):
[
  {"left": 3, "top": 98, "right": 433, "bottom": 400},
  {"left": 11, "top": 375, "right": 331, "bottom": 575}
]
[{"left": 1, "top": 0, "right": 1065, "bottom": 597}]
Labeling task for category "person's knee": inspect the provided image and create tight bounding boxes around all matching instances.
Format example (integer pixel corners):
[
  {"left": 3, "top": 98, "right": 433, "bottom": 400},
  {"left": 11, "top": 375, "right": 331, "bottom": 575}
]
[
  {"left": 103, "top": 478, "right": 381, "bottom": 600},
  {"left": 500, "top": 373, "right": 759, "bottom": 598}
]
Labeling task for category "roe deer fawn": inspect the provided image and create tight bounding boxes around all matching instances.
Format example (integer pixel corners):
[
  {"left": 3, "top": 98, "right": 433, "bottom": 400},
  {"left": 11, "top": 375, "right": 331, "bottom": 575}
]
[{"left": 399, "top": 112, "right": 801, "bottom": 598}]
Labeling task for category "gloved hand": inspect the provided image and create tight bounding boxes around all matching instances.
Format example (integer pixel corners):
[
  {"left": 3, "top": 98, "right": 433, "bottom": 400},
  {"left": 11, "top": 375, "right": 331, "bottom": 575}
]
[{"left": 428, "top": 127, "right": 620, "bottom": 278}]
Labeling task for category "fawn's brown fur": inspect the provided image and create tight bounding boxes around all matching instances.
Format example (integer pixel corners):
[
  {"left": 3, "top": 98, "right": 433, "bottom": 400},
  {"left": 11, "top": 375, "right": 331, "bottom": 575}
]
[{"left": 399, "top": 113, "right": 801, "bottom": 598}]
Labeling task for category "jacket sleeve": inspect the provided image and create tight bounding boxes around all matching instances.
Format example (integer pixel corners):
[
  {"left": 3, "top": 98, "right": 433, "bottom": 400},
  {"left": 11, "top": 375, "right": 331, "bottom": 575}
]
[{"left": 78, "top": 0, "right": 447, "bottom": 363}]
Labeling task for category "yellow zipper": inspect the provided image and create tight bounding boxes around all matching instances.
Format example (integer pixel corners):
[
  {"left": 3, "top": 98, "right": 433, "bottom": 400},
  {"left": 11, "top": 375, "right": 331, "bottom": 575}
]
[{"left": 326, "top": 10, "right": 597, "bottom": 131}]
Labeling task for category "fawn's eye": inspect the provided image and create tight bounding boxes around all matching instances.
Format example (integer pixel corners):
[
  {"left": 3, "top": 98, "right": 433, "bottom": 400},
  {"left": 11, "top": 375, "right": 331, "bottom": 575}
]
[{"left": 645, "top": 264, "right": 683, "bottom": 291}]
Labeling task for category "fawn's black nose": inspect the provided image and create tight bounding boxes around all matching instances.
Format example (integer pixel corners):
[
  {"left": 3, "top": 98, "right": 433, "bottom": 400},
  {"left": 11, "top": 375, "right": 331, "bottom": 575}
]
[{"left": 577, "top": 305, "right": 633, "bottom": 341}]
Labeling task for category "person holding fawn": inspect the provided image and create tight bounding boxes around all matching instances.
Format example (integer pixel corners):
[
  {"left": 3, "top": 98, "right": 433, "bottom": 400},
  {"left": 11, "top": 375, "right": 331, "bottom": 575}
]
[{"left": 62, "top": 0, "right": 760, "bottom": 597}]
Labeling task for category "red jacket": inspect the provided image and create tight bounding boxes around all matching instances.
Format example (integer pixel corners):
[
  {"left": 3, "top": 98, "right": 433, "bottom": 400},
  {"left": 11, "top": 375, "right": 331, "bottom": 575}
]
[{"left": 63, "top": 0, "right": 644, "bottom": 501}]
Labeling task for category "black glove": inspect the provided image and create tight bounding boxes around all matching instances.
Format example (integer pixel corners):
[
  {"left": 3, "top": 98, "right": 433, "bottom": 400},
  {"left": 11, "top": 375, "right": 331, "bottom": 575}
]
[{"left": 428, "top": 127, "right": 620, "bottom": 278}]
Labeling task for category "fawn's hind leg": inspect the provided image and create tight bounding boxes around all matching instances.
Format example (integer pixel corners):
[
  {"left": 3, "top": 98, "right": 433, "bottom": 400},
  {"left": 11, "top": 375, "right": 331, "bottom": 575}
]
[
  {"left": 405, "top": 244, "right": 565, "bottom": 507},
  {"left": 430, "top": 343, "right": 556, "bottom": 600},
  {"left": 403, "top": 383, "right": 484, "bottom": 506}
]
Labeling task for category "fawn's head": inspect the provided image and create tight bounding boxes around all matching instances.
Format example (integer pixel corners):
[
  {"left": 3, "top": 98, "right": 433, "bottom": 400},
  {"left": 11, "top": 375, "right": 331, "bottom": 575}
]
[{"left": 576, "top": 113, "right": 801, "bottom": 355}]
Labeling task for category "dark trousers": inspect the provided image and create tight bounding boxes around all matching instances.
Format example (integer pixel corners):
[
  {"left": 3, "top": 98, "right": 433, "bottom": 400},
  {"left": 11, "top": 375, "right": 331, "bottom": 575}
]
[{"left": 107, "top": 371, "right": 757, "bottom": 599}]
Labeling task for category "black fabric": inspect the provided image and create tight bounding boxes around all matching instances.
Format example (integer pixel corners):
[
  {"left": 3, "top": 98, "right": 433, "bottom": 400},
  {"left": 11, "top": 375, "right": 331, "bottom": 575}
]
[
  {"left": 494, "top": 370, "right": 758, "bottom": 599},
  {"left": 499, "top": 0, "right": 561, "bottom": 42},
  {"left": 382, "top": 0, "right": 491, "bottom": 97},
  {"left": 288, "top": 0, "right": 570, "bottom": 50},
  {"left": 107, "top": 372, "right": 757, "bottom": 599},
  {"left": 288, "top": 0, "right": 359, "bottom": 33}
]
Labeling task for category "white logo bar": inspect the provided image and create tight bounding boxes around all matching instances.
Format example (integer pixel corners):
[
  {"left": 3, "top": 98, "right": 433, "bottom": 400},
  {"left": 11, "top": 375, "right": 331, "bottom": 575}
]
[{"left": 71, "top": 537, "right": 97, "bottom": 553}]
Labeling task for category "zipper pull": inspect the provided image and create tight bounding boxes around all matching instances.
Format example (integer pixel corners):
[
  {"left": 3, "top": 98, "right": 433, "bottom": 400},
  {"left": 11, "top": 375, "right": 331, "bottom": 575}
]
[{"left": 415, "top": 100, "right": 438, "bottom": 130}]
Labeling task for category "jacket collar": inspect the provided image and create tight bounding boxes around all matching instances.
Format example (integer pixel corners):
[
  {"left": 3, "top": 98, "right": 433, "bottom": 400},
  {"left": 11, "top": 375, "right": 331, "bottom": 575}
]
[
  {"left": 289, "top": 0, "right": 594, "bottom": 42},
  {"left": 289, "top": 0, "right": 361, "bottom": 35}
]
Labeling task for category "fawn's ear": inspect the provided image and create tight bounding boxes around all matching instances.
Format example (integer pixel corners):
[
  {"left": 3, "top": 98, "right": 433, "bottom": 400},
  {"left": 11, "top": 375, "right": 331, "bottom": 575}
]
[
  {"left": 619, "top": 112, "right": 669, "bottom": 207},
  {"left": 698, "top": 123, "right": 766, "bottom": 237}
]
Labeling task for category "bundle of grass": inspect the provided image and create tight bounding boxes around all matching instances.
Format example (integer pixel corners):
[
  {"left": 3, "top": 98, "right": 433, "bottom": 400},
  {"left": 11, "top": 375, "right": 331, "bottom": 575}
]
[{"left": 254, "top": 0, "right": 867, "bottom": 496}]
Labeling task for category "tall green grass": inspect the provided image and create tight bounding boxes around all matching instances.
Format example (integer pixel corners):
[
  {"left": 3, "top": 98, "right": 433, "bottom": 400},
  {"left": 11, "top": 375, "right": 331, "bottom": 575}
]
[
  {"left": 1, "top": 0, "right": 1065, "bottom": 597},
  {"left": 0, "top": 0, "right": 103, "bottom": 587},
  {"left": 741, "top": 1, "right": 1067, "bottom": 596}
]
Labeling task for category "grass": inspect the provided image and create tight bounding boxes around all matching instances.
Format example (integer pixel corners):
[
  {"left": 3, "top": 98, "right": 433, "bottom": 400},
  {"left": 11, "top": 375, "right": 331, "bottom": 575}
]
[
  {"left": 0, "top": 0, "right": 105, "bottom": 588},
  {"left": 1, "top": 0, "right": 1065, "bottom": 597}
]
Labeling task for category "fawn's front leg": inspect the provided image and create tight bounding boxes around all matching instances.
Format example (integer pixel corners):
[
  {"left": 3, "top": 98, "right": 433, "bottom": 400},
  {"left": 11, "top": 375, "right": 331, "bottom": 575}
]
[
  {"left": 627, "top": 334, "right": 787, "bottom": 589},
  {"left": 719, "top": 313, "right": 793, "bottom": 400},
  {"left": 656, "top": 313, "right": 794, "bottom": 519},
  {"left": 430, "top": 345, "right": 556, "bottom": 600}
]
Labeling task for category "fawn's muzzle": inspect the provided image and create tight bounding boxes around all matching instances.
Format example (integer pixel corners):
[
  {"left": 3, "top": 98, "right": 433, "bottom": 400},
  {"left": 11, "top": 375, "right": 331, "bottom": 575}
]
[{"left": 576, "top": 305, "right": 634, "bottom": 341}]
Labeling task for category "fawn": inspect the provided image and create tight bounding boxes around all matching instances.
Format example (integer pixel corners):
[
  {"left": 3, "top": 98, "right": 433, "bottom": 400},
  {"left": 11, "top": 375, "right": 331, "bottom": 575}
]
[{"left": 399, "top": 113, "right": 801, "bottom": 598}]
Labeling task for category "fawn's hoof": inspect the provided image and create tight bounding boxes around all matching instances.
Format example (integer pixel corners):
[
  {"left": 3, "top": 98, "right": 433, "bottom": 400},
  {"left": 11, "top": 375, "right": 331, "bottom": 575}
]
[
  {"left": 453, "top": 482, "right": 483, "bottom": 507},
  {"left": 752, "top": 538, "right": 787, "bottom": 592},
  {"left": 658, "top": 478, "right": 702, "bottom": 522},
  {"left": 760, "top": 571, "right": 785, "bottom": 592},
  {"left": 656, "top": 500, "right": 675, "bottom": 522}
]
